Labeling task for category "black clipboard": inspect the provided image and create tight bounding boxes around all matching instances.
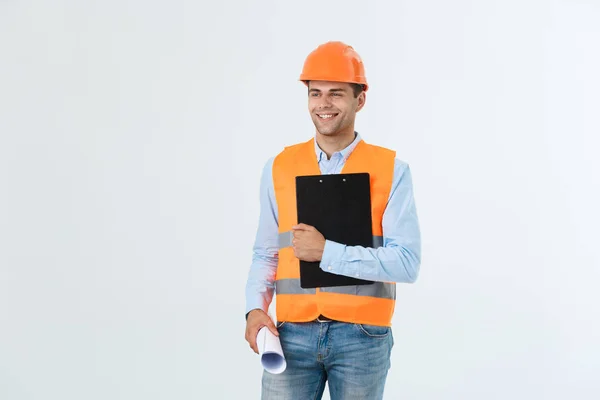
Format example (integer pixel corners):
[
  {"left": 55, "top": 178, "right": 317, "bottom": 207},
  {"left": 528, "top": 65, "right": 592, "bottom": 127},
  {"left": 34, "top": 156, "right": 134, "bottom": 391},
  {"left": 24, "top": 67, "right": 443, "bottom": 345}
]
[{"left": 295, "top": 172, "right": 374, "bottom": 288}]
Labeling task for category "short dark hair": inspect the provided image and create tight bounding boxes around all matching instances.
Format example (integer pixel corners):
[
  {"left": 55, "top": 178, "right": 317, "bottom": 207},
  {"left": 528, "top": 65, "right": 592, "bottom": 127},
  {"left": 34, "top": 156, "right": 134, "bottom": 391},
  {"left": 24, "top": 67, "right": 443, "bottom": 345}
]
[
  {"left": 305, "top": 81, "right": 365, "bottom": 98},
  {"left": 349, "top": 83, "right": 365, "bottom": 98}
]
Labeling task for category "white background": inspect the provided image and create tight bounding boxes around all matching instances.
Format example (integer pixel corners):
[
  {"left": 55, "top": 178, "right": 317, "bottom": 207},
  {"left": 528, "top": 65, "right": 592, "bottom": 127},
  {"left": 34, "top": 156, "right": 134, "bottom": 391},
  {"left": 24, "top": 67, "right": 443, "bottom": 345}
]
[{"left": 1, "top": 0, "right": 599, "bottom": 399}]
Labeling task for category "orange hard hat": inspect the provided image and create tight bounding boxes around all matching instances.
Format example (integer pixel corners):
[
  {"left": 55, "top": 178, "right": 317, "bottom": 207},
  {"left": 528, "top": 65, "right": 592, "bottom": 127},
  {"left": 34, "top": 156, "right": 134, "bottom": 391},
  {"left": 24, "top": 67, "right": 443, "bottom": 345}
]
[{"left": 299, "top": 41, "right": 368, "bottom": 91}]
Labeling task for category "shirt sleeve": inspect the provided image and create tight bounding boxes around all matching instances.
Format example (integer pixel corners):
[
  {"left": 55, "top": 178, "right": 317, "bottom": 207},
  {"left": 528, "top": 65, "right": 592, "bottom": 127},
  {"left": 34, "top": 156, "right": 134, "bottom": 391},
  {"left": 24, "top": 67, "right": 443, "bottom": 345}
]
[
  {"left": 319, "top": 160, "right": 422, "bottom": 283},
  {"left": 244, "top": 157, "right": 280, "bottom": 315}
]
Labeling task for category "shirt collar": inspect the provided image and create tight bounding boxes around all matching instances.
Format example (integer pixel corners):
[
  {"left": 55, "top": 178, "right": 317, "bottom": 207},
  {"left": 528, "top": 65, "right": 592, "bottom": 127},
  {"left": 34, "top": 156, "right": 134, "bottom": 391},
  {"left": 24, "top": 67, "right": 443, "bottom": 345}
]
[{"left": 314, "top": 131, "right": 362, "bottom": 162}]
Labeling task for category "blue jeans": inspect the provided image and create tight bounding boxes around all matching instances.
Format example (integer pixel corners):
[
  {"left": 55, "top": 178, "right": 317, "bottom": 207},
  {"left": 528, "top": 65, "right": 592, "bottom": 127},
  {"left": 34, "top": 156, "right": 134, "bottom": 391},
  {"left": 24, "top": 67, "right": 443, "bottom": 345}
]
[{"left": 261, "top": 320, "right": 394, "bottom": 400}]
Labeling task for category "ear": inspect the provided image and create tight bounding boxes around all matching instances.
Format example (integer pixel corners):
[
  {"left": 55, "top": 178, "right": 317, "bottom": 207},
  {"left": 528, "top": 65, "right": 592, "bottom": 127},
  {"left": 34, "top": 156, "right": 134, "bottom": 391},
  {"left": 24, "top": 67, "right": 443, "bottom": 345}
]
[{"left": 356, "top": 91, "right": 366, "bottom": 112}]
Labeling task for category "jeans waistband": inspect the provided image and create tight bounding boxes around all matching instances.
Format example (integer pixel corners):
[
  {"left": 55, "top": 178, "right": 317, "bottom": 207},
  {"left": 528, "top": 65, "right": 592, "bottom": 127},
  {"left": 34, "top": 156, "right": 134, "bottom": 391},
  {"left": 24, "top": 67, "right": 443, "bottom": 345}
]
[{"left": 315, "top": 314, "right": 334, "bottom": 322}]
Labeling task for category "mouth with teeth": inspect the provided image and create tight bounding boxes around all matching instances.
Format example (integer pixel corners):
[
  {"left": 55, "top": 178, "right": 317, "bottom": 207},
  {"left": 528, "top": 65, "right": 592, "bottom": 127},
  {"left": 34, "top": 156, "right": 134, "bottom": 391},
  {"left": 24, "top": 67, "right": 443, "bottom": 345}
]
[{"left": 316, "top": 113, "right": 339, "bottom": 120}]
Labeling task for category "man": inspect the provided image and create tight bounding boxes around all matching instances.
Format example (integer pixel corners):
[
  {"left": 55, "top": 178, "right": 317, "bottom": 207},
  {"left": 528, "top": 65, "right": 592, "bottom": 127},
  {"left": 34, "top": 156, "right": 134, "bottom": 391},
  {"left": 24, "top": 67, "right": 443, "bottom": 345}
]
[{"left": 244, "top": 41, "right": 421, "bottom": 400}]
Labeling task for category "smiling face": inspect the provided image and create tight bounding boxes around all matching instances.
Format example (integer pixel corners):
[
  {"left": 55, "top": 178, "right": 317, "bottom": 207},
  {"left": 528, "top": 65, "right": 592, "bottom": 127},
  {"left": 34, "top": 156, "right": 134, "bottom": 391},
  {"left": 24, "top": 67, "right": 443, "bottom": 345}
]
[{"left": 307, "top": 81, "right": 366, "bottom": 137}]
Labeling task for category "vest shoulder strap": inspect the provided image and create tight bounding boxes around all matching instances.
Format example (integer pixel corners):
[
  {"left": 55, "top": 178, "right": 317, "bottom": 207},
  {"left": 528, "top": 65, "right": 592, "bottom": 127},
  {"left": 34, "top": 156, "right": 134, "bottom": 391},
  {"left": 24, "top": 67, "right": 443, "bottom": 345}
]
[{"left": 358, "top": 140, "right": 397, "bottom": 160}]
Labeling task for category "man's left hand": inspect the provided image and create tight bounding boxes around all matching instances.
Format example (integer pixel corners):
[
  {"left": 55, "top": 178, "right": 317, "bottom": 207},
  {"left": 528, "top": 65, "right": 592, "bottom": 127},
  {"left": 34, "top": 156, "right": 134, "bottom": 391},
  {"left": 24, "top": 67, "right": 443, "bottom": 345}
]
[{"left": 291, "top": 223, "right": 326, "bottom": 262}]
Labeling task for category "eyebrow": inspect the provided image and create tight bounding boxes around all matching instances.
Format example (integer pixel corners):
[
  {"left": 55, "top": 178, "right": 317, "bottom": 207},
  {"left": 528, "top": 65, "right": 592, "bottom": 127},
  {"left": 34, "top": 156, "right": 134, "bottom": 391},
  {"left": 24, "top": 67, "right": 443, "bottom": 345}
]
[{"left": 309, "top": 88, "right": 347, "bottom": 93}]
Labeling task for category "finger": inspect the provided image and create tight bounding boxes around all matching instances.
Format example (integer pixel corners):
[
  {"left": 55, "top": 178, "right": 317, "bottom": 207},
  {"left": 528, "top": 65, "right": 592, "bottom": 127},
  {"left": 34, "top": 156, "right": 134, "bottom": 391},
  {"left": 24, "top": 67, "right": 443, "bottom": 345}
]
[
  {"left": 248, "top": 328, "right": 259, "bottom": 353},
  {"left": 292, "top": 223, "right": 312, "bottom": 230},
  {"left": 266, "top": 320, "right": 279, "bottom": 336}
]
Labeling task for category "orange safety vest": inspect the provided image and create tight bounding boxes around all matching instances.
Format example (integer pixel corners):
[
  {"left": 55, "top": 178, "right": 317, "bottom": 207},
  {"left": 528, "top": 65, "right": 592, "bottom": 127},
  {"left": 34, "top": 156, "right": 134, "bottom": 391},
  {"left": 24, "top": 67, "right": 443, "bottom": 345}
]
[{"left": 272, "top": 137, "right": 396, "bottom": 327}]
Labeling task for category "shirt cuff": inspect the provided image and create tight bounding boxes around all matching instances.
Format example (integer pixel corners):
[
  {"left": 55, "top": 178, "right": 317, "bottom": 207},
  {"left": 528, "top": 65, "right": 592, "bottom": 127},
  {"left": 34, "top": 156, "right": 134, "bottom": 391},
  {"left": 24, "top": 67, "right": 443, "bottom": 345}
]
[
  {"left": 319, "top": 239, "right": 347, "bottom": 273},
  {"left": 245, "top": 299, "right": 268, "bottom": 316}
]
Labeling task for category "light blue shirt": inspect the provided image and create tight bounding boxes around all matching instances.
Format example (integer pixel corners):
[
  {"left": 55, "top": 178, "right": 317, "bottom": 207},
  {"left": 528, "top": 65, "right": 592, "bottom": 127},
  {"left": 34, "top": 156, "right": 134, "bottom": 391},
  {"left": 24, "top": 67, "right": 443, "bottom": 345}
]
[{"left": 245, "top": 133, "right": 421, "bottom": 315}]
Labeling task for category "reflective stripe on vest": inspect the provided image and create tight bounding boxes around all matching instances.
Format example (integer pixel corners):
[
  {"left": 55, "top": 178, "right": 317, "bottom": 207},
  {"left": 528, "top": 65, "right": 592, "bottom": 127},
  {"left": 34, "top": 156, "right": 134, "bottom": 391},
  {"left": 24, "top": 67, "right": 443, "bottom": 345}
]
[{"left": 276, "top": 278, "right": 395, "bottom": 299}]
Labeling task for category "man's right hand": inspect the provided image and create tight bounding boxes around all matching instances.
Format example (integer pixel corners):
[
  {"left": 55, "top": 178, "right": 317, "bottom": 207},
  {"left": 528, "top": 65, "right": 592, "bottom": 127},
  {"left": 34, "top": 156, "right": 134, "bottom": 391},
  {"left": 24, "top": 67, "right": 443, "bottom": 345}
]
[{"left": 245, "top": 309, "right": 279, "bottom": 354}]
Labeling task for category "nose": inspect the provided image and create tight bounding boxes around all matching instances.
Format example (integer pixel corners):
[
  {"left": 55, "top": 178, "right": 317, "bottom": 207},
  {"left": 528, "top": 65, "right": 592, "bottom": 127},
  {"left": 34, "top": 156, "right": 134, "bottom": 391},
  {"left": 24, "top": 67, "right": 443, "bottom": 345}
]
[{"left": 316, "top": 96, "right": 333, "bottom": 109}]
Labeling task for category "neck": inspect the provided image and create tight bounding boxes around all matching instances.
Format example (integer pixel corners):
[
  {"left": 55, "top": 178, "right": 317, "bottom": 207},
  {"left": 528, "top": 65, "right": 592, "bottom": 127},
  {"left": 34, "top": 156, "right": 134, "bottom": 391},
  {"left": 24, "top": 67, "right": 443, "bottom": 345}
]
[{"left": 315, "top": 129, "right": 356, "bottom": 159}]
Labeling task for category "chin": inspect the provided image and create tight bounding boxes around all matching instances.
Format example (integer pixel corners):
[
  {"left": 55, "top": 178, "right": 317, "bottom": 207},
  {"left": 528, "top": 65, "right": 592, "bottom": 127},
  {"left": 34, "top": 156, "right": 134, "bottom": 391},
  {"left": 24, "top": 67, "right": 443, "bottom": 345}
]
[
  {"left": 317, "top": 129, "right": 334, "bottom": 135},
  {"left": 313, "top": 123, "right": 337, "bottom": 136},
  {"left": 316, "top": 128, "right": 339, "bottom": 136}
]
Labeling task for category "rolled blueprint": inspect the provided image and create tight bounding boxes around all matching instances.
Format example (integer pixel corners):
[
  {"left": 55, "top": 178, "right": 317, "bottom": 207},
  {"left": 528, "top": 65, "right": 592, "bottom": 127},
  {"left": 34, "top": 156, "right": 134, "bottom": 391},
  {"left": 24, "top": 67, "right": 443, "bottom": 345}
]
[{"left": 256, "top": 326, "right": 286, "bottom": 374}]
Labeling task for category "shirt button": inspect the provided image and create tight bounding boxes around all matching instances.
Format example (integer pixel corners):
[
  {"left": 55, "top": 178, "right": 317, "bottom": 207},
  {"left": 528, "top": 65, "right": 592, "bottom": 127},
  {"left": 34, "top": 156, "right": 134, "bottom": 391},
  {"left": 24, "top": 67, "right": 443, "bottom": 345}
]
[
  {"left": 355, "top": 273, "right": 360, "bottom": 277},
  {"left": 328, "top": 266, "right": 332, "bottom": 270}
]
